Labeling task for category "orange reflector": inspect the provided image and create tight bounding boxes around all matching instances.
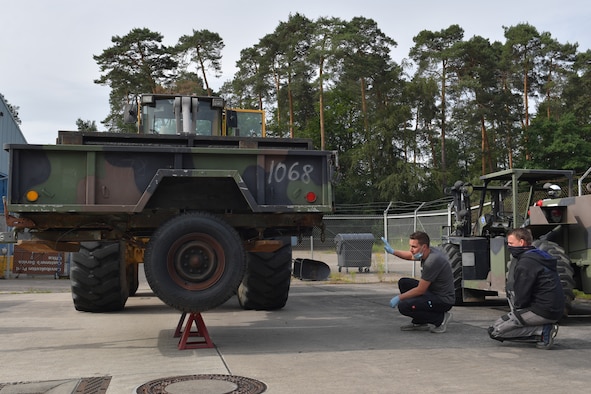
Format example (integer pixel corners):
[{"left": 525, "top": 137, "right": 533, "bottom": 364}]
[
  {"left": 26, "top": 190, "right": 39, "bottom": 202},
  {"left": 305, "top": 192, "right": 317, "bottom": 203}
]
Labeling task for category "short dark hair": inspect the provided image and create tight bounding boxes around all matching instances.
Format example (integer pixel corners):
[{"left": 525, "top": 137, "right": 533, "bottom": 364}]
[
  {"left": 410, "top": 231, "right": 430, "bottom": 247},
  {"left": 508, "top": 228, "right": 533, "bottom": 245}
]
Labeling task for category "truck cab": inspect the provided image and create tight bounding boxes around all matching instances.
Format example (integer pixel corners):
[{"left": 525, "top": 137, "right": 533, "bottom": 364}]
[{"left": 128, "top": 94, "right": 265, "bottom": 137}]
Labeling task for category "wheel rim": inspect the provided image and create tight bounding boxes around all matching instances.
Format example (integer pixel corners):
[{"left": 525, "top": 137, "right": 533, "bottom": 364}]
[{"left": 167, "top": 233, "right": 225, "bottom": 290}]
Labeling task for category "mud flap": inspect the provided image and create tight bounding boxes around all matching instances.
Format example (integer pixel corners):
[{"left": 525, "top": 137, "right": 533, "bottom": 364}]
[{"left": 293, "top": 258, "right": 331, "bottom": 281}]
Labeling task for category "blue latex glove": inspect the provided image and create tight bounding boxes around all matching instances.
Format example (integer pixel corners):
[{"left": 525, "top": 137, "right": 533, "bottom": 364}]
[
  {"left": 390, "top": 295, "right": 400, "bottom": 308},
  {"left": 381, "top": 236, "right": 394, "bottom": 255}
]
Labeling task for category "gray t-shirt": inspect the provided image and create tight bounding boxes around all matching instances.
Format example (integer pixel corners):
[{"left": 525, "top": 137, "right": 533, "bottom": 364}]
[{"left": 420, "top": 247, "right": 455, "bottom": 305}]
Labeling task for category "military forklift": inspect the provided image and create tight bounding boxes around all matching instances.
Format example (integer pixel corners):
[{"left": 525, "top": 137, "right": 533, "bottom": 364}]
[{"left": 442, "top": 168, "right": 591, "bottom": 315}]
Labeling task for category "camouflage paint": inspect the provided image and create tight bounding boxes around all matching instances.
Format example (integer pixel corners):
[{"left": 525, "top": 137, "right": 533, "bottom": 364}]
[{"left": 5, "top": 140, "right": 335, "bottom": 243}]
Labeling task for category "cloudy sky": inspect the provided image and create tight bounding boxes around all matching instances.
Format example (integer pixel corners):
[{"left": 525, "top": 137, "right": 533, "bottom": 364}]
[{"left": 2, "top": 0, "right": 590, "bottom": 144}]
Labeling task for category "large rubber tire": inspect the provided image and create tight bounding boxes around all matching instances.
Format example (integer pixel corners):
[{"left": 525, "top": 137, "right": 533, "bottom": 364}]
[
  {"left": 237, "top": 238, "right": 292, "bottom": 310},
  {"left": 144, "top": 212, "right": 246, "bottom": 313},
  {"left": 70, "top": 241, "right": 128, "bottom": 312},
  {"left": 127, "top": 263, "right": 139, "bottom": 296},
  {"left": 532, "top": 239, "right": 575, "bottom": 317},
  {"left": 441, "top": 243, "right": 464, "bottom": 305}
]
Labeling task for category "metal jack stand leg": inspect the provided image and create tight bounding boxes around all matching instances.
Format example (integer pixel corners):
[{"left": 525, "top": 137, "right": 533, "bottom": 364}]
[{"left": 174, "top": 312, "right": 214, "bottom": 350}]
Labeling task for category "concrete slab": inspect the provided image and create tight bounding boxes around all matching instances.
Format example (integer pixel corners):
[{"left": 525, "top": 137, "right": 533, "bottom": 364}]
[{"left": 1, "top": 256, "right": 591, "bottom": 393}]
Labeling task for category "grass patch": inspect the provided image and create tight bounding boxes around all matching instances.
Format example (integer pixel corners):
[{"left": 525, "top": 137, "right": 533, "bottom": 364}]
[
  {"left": 574, "top": 289, "right": 591, "bottom": 300},
  {"left": 328, "top": 272, "right": 355, "bottom": 283}
]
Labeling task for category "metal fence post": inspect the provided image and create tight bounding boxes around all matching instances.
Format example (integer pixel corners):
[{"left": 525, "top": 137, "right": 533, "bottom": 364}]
[
  {"left": 383, "top": 201, "right": 392, "bottom": 273},
  {"left": 412, "top": 202, "right": 426, "bottom": 277}
]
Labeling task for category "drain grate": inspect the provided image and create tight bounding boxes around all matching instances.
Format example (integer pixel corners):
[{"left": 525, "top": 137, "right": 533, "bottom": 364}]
[
  {"left": 75, "top": 376, "right": 112, "bottom": 393},
  {"left": 136, "top": 374, "right": 267, "bottom": 394},
  {"left": 0, "top": 376, "right": 111, "bottom": 394}
]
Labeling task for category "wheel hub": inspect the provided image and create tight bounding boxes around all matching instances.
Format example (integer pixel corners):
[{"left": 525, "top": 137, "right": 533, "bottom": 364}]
[
  {"left": 175, "top": 241, "right": 216, "bottom": 282},
  {"left": 167, "top": 233, "right": 226, "bottom": 291}
]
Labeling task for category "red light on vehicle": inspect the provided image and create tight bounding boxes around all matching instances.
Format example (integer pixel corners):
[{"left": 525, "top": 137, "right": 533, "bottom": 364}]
[
  {"left": 550, "top": 208, "right": 563, "bottom": 223},
  {"left": 305, "top": 192, "right": 317, "bottom": 203},
  {"left": 535, "top": 200, "right": 543, "bottom": 206}
]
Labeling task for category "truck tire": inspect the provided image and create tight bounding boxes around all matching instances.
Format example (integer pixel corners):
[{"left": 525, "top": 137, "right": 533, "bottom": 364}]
[
  {"left": 70, "top": 241, "right": 129, "bottom": 312},
  {"left": 144, "top": 212, "right": 246, "bottom": 313},
  {"left": 237, "top": 239, "right": 292, "bottom": 310},
  {"left": 441, "top": 243, "right": 464, "bottom": 305},
  {"left": 127, "top": 263, "right": 139, "bottom": 296},
  {"left": 532, "top": 239, "right": 575, "bottom": 317}
]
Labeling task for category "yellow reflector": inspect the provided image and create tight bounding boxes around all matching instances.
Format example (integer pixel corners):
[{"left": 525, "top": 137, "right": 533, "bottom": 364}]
[{"left": 26, "top": 190, "right": 39, "bottom": 202}]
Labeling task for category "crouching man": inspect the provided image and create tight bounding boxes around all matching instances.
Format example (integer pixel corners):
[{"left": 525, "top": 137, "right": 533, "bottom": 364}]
[
  {"left": 488, "top": 228, "right": 565, "bottom": 349},
  {"left": 382, "top": 231, "right": 455, "bottom": 333}
]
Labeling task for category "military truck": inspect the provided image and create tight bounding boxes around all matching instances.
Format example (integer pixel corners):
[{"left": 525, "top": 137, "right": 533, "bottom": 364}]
[
  {"left": 1, "top": 93, "right": 336, "bottom": 314},
  {"left": 442, "top": 168, "right": 591, "bottom": 315}
]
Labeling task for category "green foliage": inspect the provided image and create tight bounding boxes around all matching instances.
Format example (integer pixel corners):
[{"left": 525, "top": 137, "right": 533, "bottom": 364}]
[
  {"left": 0, "top": 94, "right": 21, "bottom": 125},
  {"left": 75, "top": 118, "right": 97, "bottom": 131},
  {"left": 525, "top": 114, "right": 591, "bottom": 171},
  {"left": 175, "top": 29, "right": 224, "bottom": 96},
  {"left": 92, "top": 19, "right": 591, "bottom": 210},
  {"left": 93, "top": 28, "right": 178, "bottom": 130}
]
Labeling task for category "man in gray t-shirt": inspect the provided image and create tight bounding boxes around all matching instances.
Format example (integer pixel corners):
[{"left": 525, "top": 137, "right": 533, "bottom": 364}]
[{"left": 382, "top": 231, "right": 455, "bottom": 333}]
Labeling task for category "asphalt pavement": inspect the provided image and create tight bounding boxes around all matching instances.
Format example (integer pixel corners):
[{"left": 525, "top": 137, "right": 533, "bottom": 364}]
[{"left": 1, "top": 253, "right": 591, "bottom": 393}]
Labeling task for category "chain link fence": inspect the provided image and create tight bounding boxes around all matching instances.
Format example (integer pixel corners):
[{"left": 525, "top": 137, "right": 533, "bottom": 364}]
[
  {"left": 293, "top": 208, "right": 451, "bottom": 262},
  {"left": 294, "top": 175, "right": 589, "bottom": 262}
]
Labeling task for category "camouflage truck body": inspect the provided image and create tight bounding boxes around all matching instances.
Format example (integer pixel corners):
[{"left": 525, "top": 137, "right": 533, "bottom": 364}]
[
  {"left": 2, "top": 94, "right": 336, "bottom": 314},
  {"left": 6, "top": 141, "right": 333, "bottom": 239}
]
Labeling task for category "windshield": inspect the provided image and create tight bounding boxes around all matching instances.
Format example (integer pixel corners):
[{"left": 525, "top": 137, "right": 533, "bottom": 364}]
[
  {"left": 226, "top": 110, "right": 265, "bottom": 137},
  {"left": 141, "top": 97, "right": 222, "bottom": 136}
]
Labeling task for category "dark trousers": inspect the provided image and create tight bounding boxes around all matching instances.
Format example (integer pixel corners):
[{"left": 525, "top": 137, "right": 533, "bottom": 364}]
[{"left": 398, "top": 277, "right": 452, "bottom": 326}]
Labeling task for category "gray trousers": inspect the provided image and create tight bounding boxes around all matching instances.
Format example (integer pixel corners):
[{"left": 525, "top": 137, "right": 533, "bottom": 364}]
[{"left": 489, "top": 309, "right": 555, "bottom": 340}]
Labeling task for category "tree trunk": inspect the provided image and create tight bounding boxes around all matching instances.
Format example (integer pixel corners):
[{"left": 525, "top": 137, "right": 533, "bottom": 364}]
[
  {"left": 440, "top": 60, "right": 447, "bottom": 188},
  {"left": 523, "top": 65, "right": 531, "bottom": 161},
  {"left": 319, "top": 57, "right": 325, "bottom": 150},
  {"left": 198, "top": 55, "right": 211, "bottom": 96},
  {"left": 273, "top": 66, "right": 281, "bottom": 126},
  {"left": 360, "top": 78, "right": 369, "bottom": 137},
  {"left": 288, "top": 74, "right": 294, "bottom": 138},
  {"left": 480, "top": 116, "right": 493, "bottom": 174}
]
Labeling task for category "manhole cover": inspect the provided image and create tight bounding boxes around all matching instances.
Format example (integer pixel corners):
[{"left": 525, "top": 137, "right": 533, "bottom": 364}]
[{"left": 136, "top": 374, "right": 266, "bottom": 394}]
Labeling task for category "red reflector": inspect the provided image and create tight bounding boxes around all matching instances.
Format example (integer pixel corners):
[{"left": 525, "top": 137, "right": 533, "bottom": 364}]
[
  {"left": 550, "top": 209, "right": 563, "bottom": 222},
  {"left": 305, "top": 192, "right": 317, "bottom": 203}
]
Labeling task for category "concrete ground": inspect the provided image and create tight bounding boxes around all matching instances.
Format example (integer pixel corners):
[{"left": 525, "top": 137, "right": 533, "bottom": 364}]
[{"left": 1, "top": 252, "right": 591, "bottom": 393}]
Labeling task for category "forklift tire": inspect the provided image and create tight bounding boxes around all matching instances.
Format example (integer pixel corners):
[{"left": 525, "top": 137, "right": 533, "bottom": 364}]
[
  {"left": 127, "top": 263, "right": 139, "bottom": 296},
  {"left": 441, "top": 243, "right": 464, "bottom": 305},
  {"left": 533, "top": 239, "right": 575, "bottom": 317},
  {"left": 237, "top": 238, "right": 292, "bottom": 310},
  {"left": 71, "top": 241, "right": 128, "bottom": 312}
]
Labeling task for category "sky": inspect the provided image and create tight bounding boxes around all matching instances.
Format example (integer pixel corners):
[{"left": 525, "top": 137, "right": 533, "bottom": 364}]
[{"left": 2, "top": 0, "right": 590, "bottom": 144}]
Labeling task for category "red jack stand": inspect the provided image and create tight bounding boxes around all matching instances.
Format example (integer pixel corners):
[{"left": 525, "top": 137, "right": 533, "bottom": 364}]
[{"left": 174, "top": 312, "right": 215, "bottom": 350}]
